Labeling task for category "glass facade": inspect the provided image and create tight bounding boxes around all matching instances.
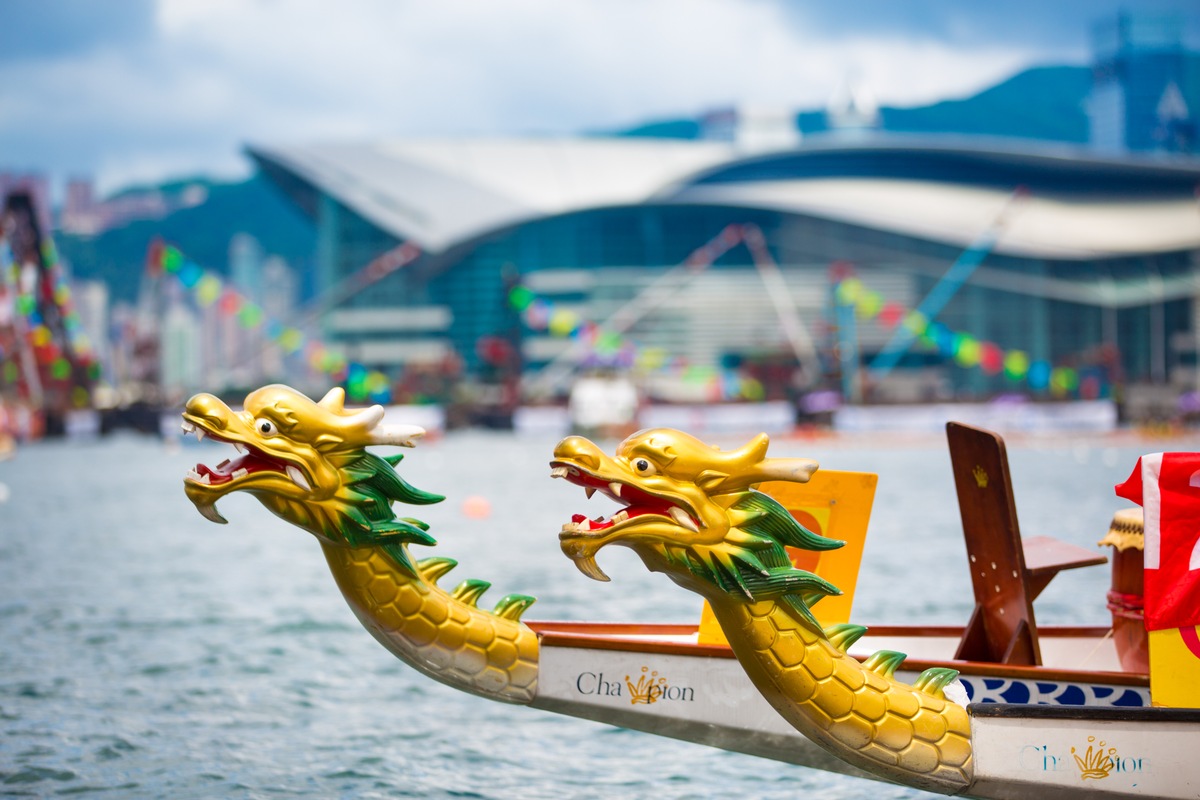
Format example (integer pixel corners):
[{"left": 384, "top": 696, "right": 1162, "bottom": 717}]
[
  {"left": 310, "top": 201, "right": 1196, "bottom": 400},
  {"left": 264, "top": 143, "right": 1200, "bottom": 403}
]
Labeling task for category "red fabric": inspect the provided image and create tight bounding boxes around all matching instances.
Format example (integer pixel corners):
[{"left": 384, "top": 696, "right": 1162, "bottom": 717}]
[{"left": 1115, "top": 454, "right": 1200, "bottom": 631}]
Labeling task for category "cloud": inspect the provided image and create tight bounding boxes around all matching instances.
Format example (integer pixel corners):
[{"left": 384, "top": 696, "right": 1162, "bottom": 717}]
[{"left": 0, "top": 0, "right": 1194, "bottom": 195}]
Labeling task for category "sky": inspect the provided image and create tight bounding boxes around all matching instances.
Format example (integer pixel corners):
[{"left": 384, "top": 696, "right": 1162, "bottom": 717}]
[{"left": 1, "top": 0, "right": 1197, "bottom": 198}]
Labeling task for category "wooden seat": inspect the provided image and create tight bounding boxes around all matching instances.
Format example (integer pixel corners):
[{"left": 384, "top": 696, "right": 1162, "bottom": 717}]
[{"left": 946, "top": 422, "right": 1107, "bottom": 666}]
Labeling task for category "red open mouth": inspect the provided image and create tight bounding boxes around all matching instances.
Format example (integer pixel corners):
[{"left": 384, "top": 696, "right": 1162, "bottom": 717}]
[
  {"left": 182, "top": 421, "right": 309, "bottom": 491},
  {"left": 189, "top": 448, "right": 287, "bottom": 486},
  {"left": 551, "top": 461, "right": 697, "bottom": 534}
]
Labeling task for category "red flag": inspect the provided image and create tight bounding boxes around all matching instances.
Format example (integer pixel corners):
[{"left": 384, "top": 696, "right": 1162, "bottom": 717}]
[{"left": 1115, "top": 453, "right": 1200, "bottom": 631}]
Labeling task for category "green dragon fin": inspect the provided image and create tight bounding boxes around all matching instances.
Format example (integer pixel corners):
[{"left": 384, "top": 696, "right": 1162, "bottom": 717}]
[
  {"left": 800, "top": 588, "right": 830, "bottom": 608},
  {"left": 451, "top": 579, "right": 491, "bottom": 607},
  {"left": 824, "top": 623, "right": 868, "bottom": 653},
  {"left": 494, "top": 594, "right": 537, "bottom": 621},
  {"left": 862, "top": 650, "right": 907, "bottom": 681},
  {"left": 914, "top": 667, "right": 961, "bottom": 700},
  {"left": 417, "top": 556, "right": 458, "bottom": 584}
]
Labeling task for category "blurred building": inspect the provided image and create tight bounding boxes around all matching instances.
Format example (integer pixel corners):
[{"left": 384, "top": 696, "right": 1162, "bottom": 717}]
[
  {"left": 1089, "top": 12, "right": 1198, "bottom": 154},
  {"left": 249, "top": 137, "right": 1200, "bottom": 402}
]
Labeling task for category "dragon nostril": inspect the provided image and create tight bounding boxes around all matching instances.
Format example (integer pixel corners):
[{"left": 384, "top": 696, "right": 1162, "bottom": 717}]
[
  {"left": 552, "top": 436, "right": 601, "bottom": 469},
  {"left": 183, "top": 393, "right": 229, "bottom": 430}
]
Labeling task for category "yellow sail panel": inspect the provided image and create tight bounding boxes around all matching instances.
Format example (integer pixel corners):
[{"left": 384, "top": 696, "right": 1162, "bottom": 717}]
[
  {"left": 1149, "top": 626, "right": 1200, "bottom": 707},
  {"left": 698, "top": 469, "right": 878, "bottom": 645}
]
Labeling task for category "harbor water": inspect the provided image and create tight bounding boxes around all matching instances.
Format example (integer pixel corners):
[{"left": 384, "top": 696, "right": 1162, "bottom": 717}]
[{"left": 0, "top": 426, "right": 1188, "bottom": 799}]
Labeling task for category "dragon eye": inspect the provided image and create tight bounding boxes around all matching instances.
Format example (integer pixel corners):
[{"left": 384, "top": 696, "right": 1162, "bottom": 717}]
[
  {"left": 633, "top": 458, "right": 657, "bottom": 476},
  {"left": 255, "top": 418, "right": 277, "bottom": 436}
]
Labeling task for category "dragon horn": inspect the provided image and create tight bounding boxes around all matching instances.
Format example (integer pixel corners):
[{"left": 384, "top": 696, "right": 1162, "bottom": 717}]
[
  {"left": 729, "top": 433, "right": 817, "bottom": 484},
  {"left": 730, "top": 433, "right": 770, "bottom": 466},
  {"left": 318, "top": 387, "right": 347, "bottom": 411},
  {"left": 343, "top": 403, "right": 386, "bottom": 430},
  {"left": 751, "top": 457, "right": 819, "bottom": 484},
  {"left": 368, "top": 422, "right": 427, "bottom": 448}
]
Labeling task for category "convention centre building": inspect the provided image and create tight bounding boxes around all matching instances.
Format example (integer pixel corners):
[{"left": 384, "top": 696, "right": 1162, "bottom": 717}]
[{"left": 249, "top": 135, "right": 1200, "bottom": 404}]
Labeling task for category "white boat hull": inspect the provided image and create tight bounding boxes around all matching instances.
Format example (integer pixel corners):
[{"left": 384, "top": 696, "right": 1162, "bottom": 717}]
[
  {"left": 526, "top": 624, "right": 1161, "bottom": 794},
  {"left": 970, "top": 705, "right": 1200, "bottom": 799}
]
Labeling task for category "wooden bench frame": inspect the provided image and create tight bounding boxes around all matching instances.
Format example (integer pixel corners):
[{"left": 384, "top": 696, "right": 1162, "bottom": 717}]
[{"left": 946, "top": 422, "right": 1107, "bottom": 665}]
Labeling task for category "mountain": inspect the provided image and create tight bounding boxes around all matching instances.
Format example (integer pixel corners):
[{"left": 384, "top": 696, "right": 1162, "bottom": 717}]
[
  {"left": 56, "top": 174, "right": 316, "bottom": 304},
  {"left": 619, "top": 65, "right": 1093, "bottom": 144},
  {"left": 877, "top": 65, "right": 1091, "bottom": 142}
]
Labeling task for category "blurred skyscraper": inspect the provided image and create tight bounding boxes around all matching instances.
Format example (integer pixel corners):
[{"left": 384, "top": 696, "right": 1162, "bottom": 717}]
[{"left": 1090, "top": 12, "right": 1197, "bottom": 154}]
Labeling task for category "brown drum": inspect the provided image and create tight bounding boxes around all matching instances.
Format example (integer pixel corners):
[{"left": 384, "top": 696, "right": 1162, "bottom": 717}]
[{"left": 1098, "top": 507, "right": 1148, "bottom": 673}]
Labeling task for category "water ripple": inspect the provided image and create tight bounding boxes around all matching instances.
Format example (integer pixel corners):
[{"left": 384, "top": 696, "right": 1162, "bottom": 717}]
[{"left": 1, "top": 431, "right": 1152, "bottom": 799}]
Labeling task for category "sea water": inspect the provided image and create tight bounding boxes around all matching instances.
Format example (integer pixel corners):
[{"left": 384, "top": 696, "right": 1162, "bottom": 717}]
[{"left": 0, "top": 427, "right": 1186, "bottom": 799}]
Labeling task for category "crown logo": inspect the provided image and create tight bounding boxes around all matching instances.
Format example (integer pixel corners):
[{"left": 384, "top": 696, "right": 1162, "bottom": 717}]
[
  {"left": 1072, "top": 736, "right": 1116, "bottom": 781},
  {"left": 626, "top": 666, "right": 667, "bottom": 705},
  {"left": 973, "top": 465, "right": 988, "bottom": 488}
]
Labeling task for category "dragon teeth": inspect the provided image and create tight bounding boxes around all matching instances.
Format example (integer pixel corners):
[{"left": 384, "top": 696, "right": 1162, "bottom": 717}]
[
  {"left": 585, "top": 487, "right": 596, "bottom": 499},
  {"left": 285, "top": 465, "right": 310, "bottom": 491},
  {"left": 609, "top": 482, "right": 622, "bottom": 497},
  {"left": 231, "top": 468, "right": 248, "bottom": 480},
  {"left": 234, "top": 443, "right": 248, "bottom": 455},
  {"left": 612, "top": 510, "right": 629, "bottom": 523},
  {"left": 551, "top": 466, "right": 568, "bottom": 478},
  {"left": 181, "top": 421, "right": 195, "bottom": 433},
  {"left": 670, "top": 506, "right": 699, "bottom": 532},
  {"left": 573, "top": 554, "right": 610, "bottom": 582},
  {"left": 195, "top": 502, "right": 228, "bottom": 525},
  {"left": 186, "top": 468, "right": 202, "bottom": 481},
  {"left": 194, "top": 428, "right": 205, "bottom": 443}
]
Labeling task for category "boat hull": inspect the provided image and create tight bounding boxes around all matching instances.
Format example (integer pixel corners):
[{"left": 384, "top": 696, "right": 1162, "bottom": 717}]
[
  {"left": 969, "top": 705, "right": 1200, "bottom": 799},
  {"left": 526, "top": 621, "right": 1153, "bottom": 790}
]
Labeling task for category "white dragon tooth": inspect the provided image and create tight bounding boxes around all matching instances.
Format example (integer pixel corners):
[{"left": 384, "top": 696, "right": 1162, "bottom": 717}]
[
  {"left": 286, "top": 465, "right": 310, "bottom": 491},
  {"left": 577, "top": 517, "right": 592, "bottom": 532},
  {"left": 181, "top": 421, "right": 195, "bottom": 433},
  {"left": 613, "top": 510, "right": 629, "bottom": 523},
  {"left": 199, "top": 473, "right": 211, "bottom": 485},
  {"left": 585, "top": 487, "right": 596, "bottom": 499},
  {"left": 194, "top": 429, "right": 205, "bottom": 443},
  {"left": 551, "top": 466, "right": 568, "bottom": 478},
  {"left": 234, "top": 443, "right": 248, "bottom": 455},
  {"left": 573, "top": 554, "right": 610, "bottom": 582},
  {"left": 670, "top": 506, "right": 699, "bottom": 533},
  {"left": 609, "top": 482, "right": 622, "bottom": 497},
  {"left": 186, "top": 469, "right": 201, "bottom": 481},
  {"left": 196, "top": 502, "right": 228, "bottom": 525},
  {"left": 231, "top": 468, "right": 248, "bottom": 480}
]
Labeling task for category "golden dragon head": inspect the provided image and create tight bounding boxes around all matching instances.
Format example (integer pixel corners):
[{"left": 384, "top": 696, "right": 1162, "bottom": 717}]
[
  {"left": 551, "top": 428, "right": 843, "bottom": 630},
  {"left": 182, "top": 385, "right": 442, "bottom": 563}
]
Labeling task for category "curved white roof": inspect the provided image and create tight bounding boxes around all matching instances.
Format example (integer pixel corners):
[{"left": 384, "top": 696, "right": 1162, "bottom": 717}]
[
  {"left": 250, "top": 138, "right": 735, "bottom": 252},
  {"left": 670, "top": 178, "right": 1200, "bottom": 259},
  {"left": 250, "top": 137, "right": 1200, "bottom": 260}
]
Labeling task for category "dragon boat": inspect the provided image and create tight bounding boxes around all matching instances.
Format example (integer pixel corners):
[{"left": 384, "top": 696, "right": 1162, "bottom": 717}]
[{"left": 181, "top": 384, "right": 1199, "bottom": 799}]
